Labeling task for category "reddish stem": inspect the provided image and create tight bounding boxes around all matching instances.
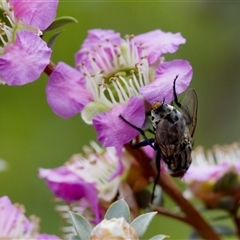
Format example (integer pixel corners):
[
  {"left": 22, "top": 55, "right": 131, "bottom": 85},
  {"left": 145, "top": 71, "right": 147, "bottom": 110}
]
[
  {"left": 125, "top": 144, "right": 220, "bottom": 240},
  {"left": 44, "top": 61, "right": 56, "bottom": 76},
  {"left": 233, "top": 215, "right": 240, "bottom": 238}
]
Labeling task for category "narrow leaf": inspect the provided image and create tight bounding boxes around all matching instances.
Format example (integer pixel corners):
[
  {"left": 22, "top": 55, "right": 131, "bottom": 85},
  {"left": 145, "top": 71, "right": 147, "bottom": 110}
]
[
  {"left": 47, "top": 31, "right": 62, "bottom": 49},
  {"left": 149, "top": 234, "right": 169, "bottom": 240},
  {"left": 188, "top": 229, "right": 200, "bottom": 240},
  {"left": 45, "top": 16, "right": 78, "bottom": 32},
  {"left": 211, "top": 214, "right": 231, "bottom": 221},
  {"left": 130, "top": 211, "right": 157, "bottom": 237},
  {"left": 70, "top": 235, "right": 81, "bottom": 240},
  {"left": 213, "top": 225, "right": 235, "bottom": 235},
  {"left": 69, "top": 211, "right": 92, "bottom": 240},
  {"left": 104, "top": 198, "right": 130, "bottom": 223},
  {"left": 188, "top": 225, "right": 235, "bottom": 240}
]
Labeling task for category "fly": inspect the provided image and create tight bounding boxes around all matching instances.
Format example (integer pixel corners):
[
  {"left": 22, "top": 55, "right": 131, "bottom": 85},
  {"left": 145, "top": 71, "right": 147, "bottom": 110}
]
[{"left": 119, "top": 75, "right": 198, "bottom": 203}]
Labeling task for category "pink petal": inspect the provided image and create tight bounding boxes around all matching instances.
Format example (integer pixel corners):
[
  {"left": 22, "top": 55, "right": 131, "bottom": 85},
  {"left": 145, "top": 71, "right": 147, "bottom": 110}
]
[
  {"left": 134, "top": 29, "right": 186, "bottom": 64},
  {"left": 39, "top": 167, "right": 93, "bottom": 201},
  {"left": 109, "top": 148, "right": 124, "bottom": 180},
  {"left": 39, "top": 167, "right": 102, "bottom": 222},
  {"left": 81, "top": 29, "right": 121, "bottom": 48},
  {"left": 93, "top": 97, "right": 145, "bottom": 149},
  {"left": 10, "top": 0, "right": 58, "bottom": 30},
  {"left": 0, "top": 31, "right": 51, "bottom": 86},
  {"left": 235, "top": 161, "right": 240, "bottom": 174},
  {"left": 0, "top": 196, "right": 31, "bottom": 234},
  {"left": 75, "top": 29, "right": 121, "bottom": 73},
  {"left": 37, "top": 234, "right": 60, "bottom": 240},
  {"left": 184, "top": 162, "right": 231, "bottom": 182},
  {"left": 46, "top": 62, "right": 92, "bottom": 118},
  {"left": 140, "top": 60, "right": 193, "bottom": 104}
]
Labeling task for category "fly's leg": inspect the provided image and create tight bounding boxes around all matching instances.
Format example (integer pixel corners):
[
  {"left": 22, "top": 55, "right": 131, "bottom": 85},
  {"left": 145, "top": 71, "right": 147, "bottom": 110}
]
[
  {"left": 173, "top": 74, "right": 182, "bottom": 108},
  {"left": 147, "top": 129, "right": 155, "bottom": 134},
  {"left": 130, "top": 138, "right": 156, "bottom": 149},
  {"left": 151, "top": 149, "right": 161, "bottom": 204},
  {"left": 119, "top": 115, "right": 158, "bottom": 150}
]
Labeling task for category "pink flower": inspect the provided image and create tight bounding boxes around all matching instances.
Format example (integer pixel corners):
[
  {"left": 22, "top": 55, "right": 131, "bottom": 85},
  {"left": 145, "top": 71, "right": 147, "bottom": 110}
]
[
  {"left": 39, "top": 142, "right": 132, "bottom": 228},
  {"left": 184, "top": 143, "right": 240, "bottom": 210},
  {"left": 0, "top": 0, "right": 58, "bottom": 85},
  {"left": 46, "top": 29, "right": 192, "bottom": 149},
  {"left": 0, "top": 195, "right": 60, "bottom": 239}
]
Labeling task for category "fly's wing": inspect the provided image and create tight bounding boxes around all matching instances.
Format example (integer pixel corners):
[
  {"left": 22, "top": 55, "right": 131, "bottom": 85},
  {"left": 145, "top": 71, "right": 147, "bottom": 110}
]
[{"left": 179, "top": 89, "right": 198, "bottom": 137}]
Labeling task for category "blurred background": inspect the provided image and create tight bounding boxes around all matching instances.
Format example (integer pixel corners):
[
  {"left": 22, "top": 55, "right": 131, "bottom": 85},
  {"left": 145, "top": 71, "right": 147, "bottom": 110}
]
[{"left": 0, "top": 1, "right": 240, "bottom": 239}]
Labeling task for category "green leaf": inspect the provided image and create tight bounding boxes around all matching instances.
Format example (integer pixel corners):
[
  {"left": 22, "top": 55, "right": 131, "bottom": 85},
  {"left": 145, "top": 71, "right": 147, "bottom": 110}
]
[
  {"left": 130, "top": 211, "right": 157, "bottom": 237},
  {"left": 188, "top": 229, "right": 201, "bottom": 240},
  {"left": 47, "top": 31, "right": 62, "bottom": 49},
  {"left": 45, "top": 16, "right": 78, "bottom": 32},
  {"left": 213, "top": 225, "right": 235, "bottom": 236},
  {"left": 70, "top": 235, "right": 81, "bottom": 240},
  {"left": 104, "top": 198, "right": 130, "bottom": 223},
  {"left": 149, "top": 234, "right": 169, "bottom": 240},
  {"left": 211, "top": 214, "right": 231, "bottom": 221},
  {"left": 188, "top": 225, "right": 235, "bottom": 240},
  {"left": 69, "top": 211, "right": 92, "bottom": 240}
]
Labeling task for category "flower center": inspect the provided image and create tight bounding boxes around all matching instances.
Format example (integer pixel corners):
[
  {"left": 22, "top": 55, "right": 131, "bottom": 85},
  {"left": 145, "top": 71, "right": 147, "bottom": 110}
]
[
  {"left": 78, "top": 35, "right": 153, "bottom": 108},
  {"left": 0, "top": 1, "right": 15, "bottom": 52}
]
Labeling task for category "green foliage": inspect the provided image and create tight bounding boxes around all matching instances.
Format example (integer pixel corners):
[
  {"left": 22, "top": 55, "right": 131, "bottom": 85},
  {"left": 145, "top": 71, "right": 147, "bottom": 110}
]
[
  {"left": 149, "top": 235, "right": 169, "bottom": 240},
  {"left": 47, "top": 31, "right": 63, "bottom": 49},
  {"left": 45, "top": 16, "right": 78, "bottom": 32},
  {"left": 69, "top": 212, "right": 92, "bottom": 240},
  {"left": 130, "top": 212, "right": 157, "bottom": 238},
  {"left": 104, "top": 198, "right": 131, "bottom": 223}
]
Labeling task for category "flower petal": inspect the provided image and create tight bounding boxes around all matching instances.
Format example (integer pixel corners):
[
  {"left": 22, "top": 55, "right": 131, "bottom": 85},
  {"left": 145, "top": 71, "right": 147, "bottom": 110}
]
[
  {"left": 46, "top": 62, "right": 93, "bottom": 118},
  {"left": 81, "top": 29, "right": 121, "bottom": 48},
  {"left": 0, "top": 196, "right": 37, "bottom": 238},
  {"left": 134, "top": 30, "right": 186, "bottom": 64},
  {"left": 37, "top": 234, "right": 61, "bottom": 240},
  {"left": 140, "top": 60, "right": 193, "bottom": 104},
  {"left": 93, "top": 97, "right": 145, "bottom": 149},
  {"left": 0, "top": 31, "right": 51, "bottom": 86},
  {"left": 39, "top": 167, "right": 102, "bottom": 222},
  {"left": 75, "top": 29, "right": 121, "bottom": 71},
  {"left": 184, "top": 162, "right": 231, "bottom": 182},
  {"left": 39, "top": 167, "right": 94, "bottom": 201},
  {"left": 10, "top": 0, "right": 59, "bottom": 30}
]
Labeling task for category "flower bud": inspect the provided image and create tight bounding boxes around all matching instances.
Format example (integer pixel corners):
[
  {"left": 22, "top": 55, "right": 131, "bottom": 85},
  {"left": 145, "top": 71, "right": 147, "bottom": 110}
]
[{"left": 90, "top": 217, "right": 139, "bottom": 240}]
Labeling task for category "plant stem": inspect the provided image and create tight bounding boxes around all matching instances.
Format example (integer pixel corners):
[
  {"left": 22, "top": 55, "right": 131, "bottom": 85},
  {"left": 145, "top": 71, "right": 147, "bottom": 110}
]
[
  {"left": 44, "top": 61, "right": 56, "bottom": 75},
  {"left": 151, "top": 205, "right": 191, "bottom": 225},
  {"left": 233, "top": 215, "right": 240, "bottom": 238},
  {"left": 125, "top": 144, "right": 220, "bottom": 240}
]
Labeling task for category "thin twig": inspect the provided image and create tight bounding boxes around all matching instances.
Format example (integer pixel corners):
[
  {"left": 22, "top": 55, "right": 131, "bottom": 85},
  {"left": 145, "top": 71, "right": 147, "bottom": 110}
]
[
  {"left": 151, "top": 205, "right": 191, "bottom": 225},
  {"left": 44, "top": 61, "right": 56, "bottom": 75}
]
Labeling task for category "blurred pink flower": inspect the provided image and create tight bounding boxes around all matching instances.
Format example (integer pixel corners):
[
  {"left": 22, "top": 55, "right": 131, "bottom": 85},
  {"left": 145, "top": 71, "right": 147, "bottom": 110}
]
[
  {"left": 39, "top": 142, "right": 132, "bottom": 229},
  {"left": 46, "top": 29, "right": 192, "bottom": 150},
  {"left": 0, "top": 195, "right": 60, "bottom": 239},
  {"left": 0, "top": 0, "right": 58, "bottom": 85},
  {"left": 184, "top": 143, "right": 240, "bottom": 210}
]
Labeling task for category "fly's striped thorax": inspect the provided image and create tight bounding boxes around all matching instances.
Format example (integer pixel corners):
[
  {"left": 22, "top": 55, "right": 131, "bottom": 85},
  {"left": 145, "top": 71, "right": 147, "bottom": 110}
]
[{"left": 151, "top": 101, "right": 175, "bottom": 131}]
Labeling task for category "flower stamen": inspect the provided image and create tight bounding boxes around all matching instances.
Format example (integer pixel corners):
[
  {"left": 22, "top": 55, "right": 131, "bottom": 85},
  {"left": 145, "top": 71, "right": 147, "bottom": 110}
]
[
  {"left": 192, "top": 142, "right": 240, "bottom": 167},
  {"left": 80, "top": 34, "right": 153, "bottom": 109}
]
